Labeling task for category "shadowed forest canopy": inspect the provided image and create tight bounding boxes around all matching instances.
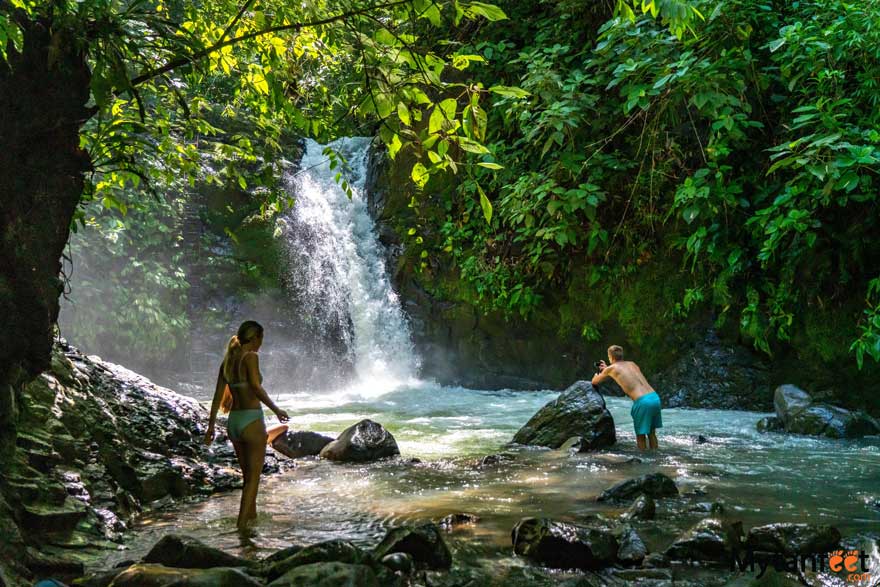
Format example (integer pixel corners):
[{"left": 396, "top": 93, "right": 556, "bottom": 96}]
[
  {"left": 1, "top": 0, "right": 878, "bottom": 401},
  {"left": 392, "top": 0, "right": 880, "bottom": 376}
]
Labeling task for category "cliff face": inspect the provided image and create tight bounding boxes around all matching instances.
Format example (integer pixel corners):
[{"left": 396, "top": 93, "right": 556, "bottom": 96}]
[
  {"left": 365, "top": 145, "right": 879, "bottom": 414},
  {"left": 0, "top": 342, "right": 253, "bottom": 587}
]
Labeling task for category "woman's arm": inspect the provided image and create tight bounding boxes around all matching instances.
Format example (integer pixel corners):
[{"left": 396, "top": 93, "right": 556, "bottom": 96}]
[
  {"left": 244, "top": 353, "right": 289, "bottom": 421},
  {"left": 205, "top": 364, "right": 226, "bottom": 444}
]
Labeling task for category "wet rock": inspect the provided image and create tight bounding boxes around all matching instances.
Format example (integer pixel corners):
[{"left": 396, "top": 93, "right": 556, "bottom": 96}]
[
  {"left": 774, "top": 385, "right": 813, "bottom": 427},
  {"left": 0, "top": 342, "right": 241, "bottom": 585},
  {"left": 478, "top": 453, "right": 512, "bottom": 468},
  {"left": 617, "top": 527, "right": 648, "bottom": 565},
  {"left": 439, "top": 513, "right": 480, "bottom": 529},
  {"left": 597, "top": 473, "right": 678, "bottom": 503},
  {"left": 260, "top": 544, "right": 304, "bottom": 566},
  {"left": 756, "top": 416, "right": 784, "bottom": 433},
  {"left": 642, "top": 552, "right": 671, "bottom": 568},
  {"left": 621, "top": 494, "right": 656, "bottom": 521},
  {"left": 611, "top": 568, "right": 673, "bottom": 582},
  {"left": 653, "top": 328, "right": 773, "bottom": 410},
  {"left": 319, "top": 419, "right": 400, "bottom": 463},
  {"left": 272, "top": 430, "right": 333, "bottom": 459},
  {"left": 665, "top": 518, "right": 730, "bottom": 562},
  {"left": 268, "top": 562, "right": 379, "bottom": 587},
  {"left": 110, "top": 563, "right": 263, "bottom": 587},
  {"left": 695, "top": 434, "right": 708, "bottom": 444},
  {"left": 772, "top": 385, "right": 879, "bottom": 438},
  {"left": 380, "top": 552, "right": 414, "bottom": 574},
  {"left": 511, "top": 517, "right": 619, "bottom": 570},
  {"left": 266, "top": 540, "right": 369, "bottom": 581},
  {"left": 373, "top": 523, "right": 452, "bottom": 570},
  {"left": 745, "top": 523, "right": 841, "bottom": 556},
  {"left": 143, "top": 534, "right": 254, "bottom": 569},
  {"left": 512, "top": 381, "right": 616, "bottom": 450}
]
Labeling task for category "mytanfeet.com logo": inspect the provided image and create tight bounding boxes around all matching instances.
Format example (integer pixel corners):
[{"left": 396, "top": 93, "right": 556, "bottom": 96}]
[{"left": 731, "top": 548, "right": 872, "bottom": 585}]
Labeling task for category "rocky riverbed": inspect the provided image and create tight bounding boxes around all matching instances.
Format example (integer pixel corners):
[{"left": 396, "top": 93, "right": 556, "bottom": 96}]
[{"left": 0, "top": 342, "right": 289, "bottom": 587}]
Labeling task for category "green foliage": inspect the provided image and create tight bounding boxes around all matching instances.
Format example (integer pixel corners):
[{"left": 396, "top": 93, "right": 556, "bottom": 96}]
[
  {"left": 424, "top": 0, "right": 880, "bottom": 366},
  {"left": 63, "top": 190, "right": 191, "bottom": 364}
]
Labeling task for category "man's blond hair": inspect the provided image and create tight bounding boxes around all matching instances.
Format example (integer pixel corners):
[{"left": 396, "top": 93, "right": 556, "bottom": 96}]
[{"left": 608, "top": 345, "right": 624, "bottom": 361}]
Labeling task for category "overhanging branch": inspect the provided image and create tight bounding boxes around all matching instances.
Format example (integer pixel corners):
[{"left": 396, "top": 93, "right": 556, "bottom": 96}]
[{"left": 129, "top": 0, "right": 413, "bottom": 87}]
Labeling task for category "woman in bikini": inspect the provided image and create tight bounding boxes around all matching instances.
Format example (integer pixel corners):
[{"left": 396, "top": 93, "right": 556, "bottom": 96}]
[{"left": 204, "top": 320, "right": 290, "bottom": 531}]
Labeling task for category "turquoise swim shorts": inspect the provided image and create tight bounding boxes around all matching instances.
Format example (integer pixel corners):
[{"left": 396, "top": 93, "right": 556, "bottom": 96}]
[{"left": 631, "top": 392, "right": 662, "bottom": 435}]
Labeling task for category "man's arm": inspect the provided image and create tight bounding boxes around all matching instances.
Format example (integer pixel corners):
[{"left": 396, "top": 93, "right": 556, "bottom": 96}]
[{"left": 591, "top": 361, "right": 614, "bottom": 386}]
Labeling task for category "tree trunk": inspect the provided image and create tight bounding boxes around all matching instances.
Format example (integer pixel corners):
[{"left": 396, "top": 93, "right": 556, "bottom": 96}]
[{"left": 0, "top": 18, "right": 92, "bottom": 456}]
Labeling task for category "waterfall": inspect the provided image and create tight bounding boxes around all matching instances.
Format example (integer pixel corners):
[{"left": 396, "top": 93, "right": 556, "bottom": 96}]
[{"left": 277, "top": 137, "right": 420, "bottom": 390}]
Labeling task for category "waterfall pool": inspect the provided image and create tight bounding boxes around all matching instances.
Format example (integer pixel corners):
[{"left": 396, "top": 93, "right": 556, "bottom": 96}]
[{"left": 95, "top": 381, "right": 880, "bottom": 584}]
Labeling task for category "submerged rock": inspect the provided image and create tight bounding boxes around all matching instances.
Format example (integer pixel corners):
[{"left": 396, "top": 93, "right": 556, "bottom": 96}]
[
  {"left": 268, "top": 562, "right": 379, "bottom": 587},
  {"left": 597, "top": 473, "right": 678, "bottom": 503},
  {"left": 143, "top": 534, "right": 254, "bottom": 569},
  {"left": 272, "top": 430, "right": 334, "bottom": 459},
  {"left": 745, "top": 523, "right": 841, "bottom": 556},
  {"left": 439, "top": 513, "right": 480, "bottom": 529},
  {"left": 756, "top": 416, "right": 784, "bottom": 433},
  {"left": 621, "top": 494, "right": 656, "bottom": 521},
  {"left": 665, "top": 518, "right": 730, "bottom": 562},
  {"left": 109, "top": 563, "right": 263, "bottom": 587},
  {"left": 617, "top": 527, "right": 648, "bottom": 565},
  {"left": 380, "top": 552, "right": 414, "bottom": 575},
  {"left": 512, "top": 381, "right": 616, "bottom": 450},
  {"left": 511, "top": 517, "right": 619, "bottom": 570},
  {"left": 319, "top": 419, "right": 400, "bottom": 462},
  {"left": 770, "top": 385, "right": 879, "bottom": 438},
  {"left": 373, "top": 523, "right": 452, "bottom": 570}
]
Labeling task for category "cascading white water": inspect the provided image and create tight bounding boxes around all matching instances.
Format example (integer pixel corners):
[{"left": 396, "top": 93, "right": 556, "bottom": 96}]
[{"left": 277, "top": 137, "right": 420, "bottom": 390}]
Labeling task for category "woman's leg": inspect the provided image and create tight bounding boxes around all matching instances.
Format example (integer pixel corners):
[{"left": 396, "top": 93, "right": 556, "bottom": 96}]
[
  {"left": 648, "top": 431, "right": 659, "bottom": 449},
  {"left": 237, "top": 419, "right": 267, "bottom": 530},
  {"left": 231, "top": 440, "right": 248, "bottom": 485},
  {"left": 636, "top": 434, "right": 647, "bottom": 450},
  {"left": 266, "top": 423, "right": 288, "bottom": 446}
]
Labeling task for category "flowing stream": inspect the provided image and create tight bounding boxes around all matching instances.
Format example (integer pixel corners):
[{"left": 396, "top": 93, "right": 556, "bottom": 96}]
[{"left": 96, "top": 139, "right": 880, "bottom": 584}]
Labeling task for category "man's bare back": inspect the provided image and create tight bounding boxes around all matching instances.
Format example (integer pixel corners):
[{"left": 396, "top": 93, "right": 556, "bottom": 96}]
[
  {"left": 590, "top": 345, "right": 663, "bottom": 451},
  {"left": 593, "top": 360, "right": 655, "bottom": 401}
]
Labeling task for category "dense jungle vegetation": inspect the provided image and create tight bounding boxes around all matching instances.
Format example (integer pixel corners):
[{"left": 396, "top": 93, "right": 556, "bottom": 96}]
[
  {"left": 393, "top": 0, "right": 880, "bottom": 374},
  {"left": 2, "top": 0, "right": 878, "bottom": 393}
]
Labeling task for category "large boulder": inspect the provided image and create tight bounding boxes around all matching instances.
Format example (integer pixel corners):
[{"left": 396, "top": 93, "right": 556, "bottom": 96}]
[
  {"left": 109, "top": 563, "right": 263, "bottom": 587},
  {"left": 272, "top": 430, "right": 334, "bottom": 459},
  {"left": 774, "top": 385, "right": 813, "bottom": 427},
  {"left": 373, "top": 523, "right": 452, "bottom": 570},
  {"left": 745, "top": 523, "right": 840, "bottom": 556},
  {"left": 665, "top": 518, "right": 730, "bottom": 562},
  {"left": 143, "top": 534, "right": 254, "bottom": 569},
  {"left": 512, "top": 381, "right": 616, "bottom": 450},
  {"left": 597, "top": 473, "right": 678, "bottom": 503},
  {"left": 265, "top": 540, "right": 370, "bottom": 581},
  {"left": 511, "top": 518, "right": 619, "bottom": 570},
  {"left": 319, "top": 420, "right": 400, "bottom": 463},
  {"left": 267, "top": 562, "right": 379, "bottom": 587},
  {"left": 771, "top": 385, "right": 880, "bottom": 438},
  {"left": 0, "top": 343, "right": 241, "bottom": 586},
  {"left": 653, "top": 328, "right": 773, "bottom": 410}
]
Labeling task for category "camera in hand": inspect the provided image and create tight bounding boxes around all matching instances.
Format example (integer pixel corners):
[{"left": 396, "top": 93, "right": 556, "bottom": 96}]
[{"left": 593, "top": 361, "right": 603, "bottom": 374}]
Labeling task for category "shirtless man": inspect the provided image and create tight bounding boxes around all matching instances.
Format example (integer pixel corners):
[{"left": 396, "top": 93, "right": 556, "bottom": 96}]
[{"left": 591, "top": 345, "right": 662, "bottom": 450}]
